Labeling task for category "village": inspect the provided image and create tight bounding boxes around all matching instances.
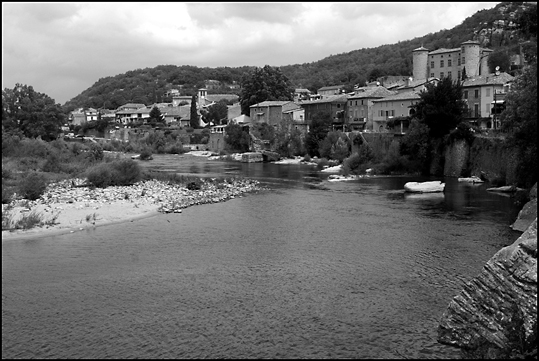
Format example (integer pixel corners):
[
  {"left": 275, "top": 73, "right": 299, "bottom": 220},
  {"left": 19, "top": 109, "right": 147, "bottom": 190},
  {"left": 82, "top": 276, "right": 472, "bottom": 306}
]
[{"left": 66, "top": 39, "right": 522, "bottom": 155}]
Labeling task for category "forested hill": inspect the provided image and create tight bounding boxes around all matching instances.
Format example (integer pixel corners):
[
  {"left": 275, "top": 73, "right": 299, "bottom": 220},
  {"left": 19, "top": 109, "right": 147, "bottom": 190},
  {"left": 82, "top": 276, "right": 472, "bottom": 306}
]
[{"left": 63, "top": 2, "right": 536, "bottom": 111}]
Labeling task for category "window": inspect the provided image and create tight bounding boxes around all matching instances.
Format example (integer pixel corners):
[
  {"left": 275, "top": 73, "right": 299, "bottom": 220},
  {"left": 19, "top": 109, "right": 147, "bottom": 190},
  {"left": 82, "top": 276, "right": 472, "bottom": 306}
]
[
  {"left": 349, "top": 101, "right": 352, "bottom": 106},
  {"left": 355, "top": 101, "right": 357, "bottom": 106},
  {"left": 440, "top": 72, "right": 444, "bottom": 78},
  {"left": 430, "top": 73, "right": 435, "bottom": 77},
  {"left": 458, "top": 70, "right": 461, "bottom": 79},
  {"left": 448, "top": 71, "right": 452, "bottom": 80},
  {"left": 431, "top": 61, "right": 435, "bottom": 68},
  {"left": 486, "top": 88, "right": 490, "bottom": 97},
  {"left": 458, "top": 57, "right": 461, "bottom": 66},
  {"left": 462, "top": 56, "right": 465, "bottom": 63},
  {"left": 440, "top": 60, "right": 444, "bottom": 68},
  {"left": 486, "top": 103, "right": 490, "bottom": 114},
  {"left": 474, "top": 104, "right": 479, "bottom": 117},
  {"left": 361, "top": 100, "right": 364, "bottom": 105},
  {"left": 464, "top": 90, "right": 468, "bottom": 99},
  {"left": 474, "top": 89, "right": 479, "bottom": 98},
  {"left": 448, "top": 59, "right": 452, "bottom": 67}
]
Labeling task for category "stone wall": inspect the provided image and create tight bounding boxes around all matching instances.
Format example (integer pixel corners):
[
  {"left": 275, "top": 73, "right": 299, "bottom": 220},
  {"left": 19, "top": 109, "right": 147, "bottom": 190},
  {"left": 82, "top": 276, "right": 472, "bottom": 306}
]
[{"left": 443, "top": 136, "right": 519, "bottom": 184}]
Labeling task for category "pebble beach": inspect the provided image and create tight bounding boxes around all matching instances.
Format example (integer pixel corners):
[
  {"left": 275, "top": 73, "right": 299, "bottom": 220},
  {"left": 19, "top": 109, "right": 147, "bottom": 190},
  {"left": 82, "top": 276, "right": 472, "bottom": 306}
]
[{"left": 2, "top": 177, "right": 263, "bottom": 241}]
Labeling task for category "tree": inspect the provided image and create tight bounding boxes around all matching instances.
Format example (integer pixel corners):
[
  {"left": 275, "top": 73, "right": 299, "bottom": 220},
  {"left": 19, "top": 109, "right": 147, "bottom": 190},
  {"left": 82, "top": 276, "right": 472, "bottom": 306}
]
[
  {"left": 487, "top": 50, "right": 511, "bottom": 73},
  {"left": 411, "top": 77, "right": 467, "bottom": 138},
  {"left": 305, "top": 111, "right": 333, "bottom": 157},
  {"left": 239, "top": 65, "right": 294, "bottom": 115},
  {"left": 500, "top": 62, "right": 537, "bottom": 187},
  {"left": 224, "top": 123, "right": 250, "bottom": 152},
  {"left": 461, "top": 66, "right": 468, "bottom": 80},
  {"left": 203, "top": 100, "right": 228, "bottom": 125},
  {"left": 149, "top": 106, "right": 164, "bottom": 124},
  {"left": 190, "top": 95, "right": 199, "bottom": 128},
  {"left": 2, "top": 83, "right": 65, "bottom": 141}
]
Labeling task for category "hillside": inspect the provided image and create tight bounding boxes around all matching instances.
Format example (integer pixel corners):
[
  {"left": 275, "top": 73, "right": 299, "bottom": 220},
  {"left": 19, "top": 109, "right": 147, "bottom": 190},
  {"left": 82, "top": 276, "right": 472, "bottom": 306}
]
[{"left": 63, "top": 2, "right": 536, "bottom": 112}]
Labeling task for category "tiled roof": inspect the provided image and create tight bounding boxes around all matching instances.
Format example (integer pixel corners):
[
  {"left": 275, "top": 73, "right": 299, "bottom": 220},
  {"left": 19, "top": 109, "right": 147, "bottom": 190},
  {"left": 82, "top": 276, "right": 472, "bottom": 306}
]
[
  {"left": 250, "top": 100, "right": 292, "bottom": 107},
  {"left": 348, "top": 87, "right": 396, "bottom": 99},
  {"left": 118, "top": 103, "right": 146, "bottom": 110},
  {"left": 282, "top": 102, "right": 302, "bottom": 113},
  {"left": 396, "top": 77, "right": 439, "bottom": 90},
  {"left": 462, "top": 72, "right": 514, "bottom": 87},
  {"left": 428, "top": 47, "right": 461, "bottom": 55},
  {"left": 300, "top": 94, "right": 348, "bottom": 105},
  {"left": 295, "top": 88, "right": 311, "bottom": 93},
  {"left": 371, "top": 91, "right": 421, "bottom": 102},
  {"left": 413, "top": 46, "right": 429, "bottom": 52}
]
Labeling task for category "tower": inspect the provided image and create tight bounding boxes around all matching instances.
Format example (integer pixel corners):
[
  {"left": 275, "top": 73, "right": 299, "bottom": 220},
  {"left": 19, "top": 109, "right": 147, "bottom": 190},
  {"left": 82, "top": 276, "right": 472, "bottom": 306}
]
[
  {"left": 461, "top": 40, "right": 481, "bottom": 77},
  {"left": 412, "top": 46, "right": 429, "bottom": 81}
]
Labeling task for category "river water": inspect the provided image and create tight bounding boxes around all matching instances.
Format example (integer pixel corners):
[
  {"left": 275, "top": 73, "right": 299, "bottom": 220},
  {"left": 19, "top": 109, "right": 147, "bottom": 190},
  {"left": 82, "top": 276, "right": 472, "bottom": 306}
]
[{"left": 2, "top": 154, "right": 522, "bottom": 359}]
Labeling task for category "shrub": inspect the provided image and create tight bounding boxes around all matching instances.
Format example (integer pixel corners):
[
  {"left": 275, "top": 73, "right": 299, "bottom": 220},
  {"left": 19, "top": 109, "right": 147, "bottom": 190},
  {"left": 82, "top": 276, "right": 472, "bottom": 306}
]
[
  {"left": 87, "top": 143, "right": 104, "bottom": 162},
  {"left": 139, "top": 147, "right": 153, "bottom": 160},
  {"left": 186, "top": 180, "right": 202, "bottom": 190},
  {"left": 86, "top": 159, "right": 141, "bottom": 188},
  {"left": 316, "top": 158, "right": 329, "bottom": 170},
  {"left": 18, "top": 172, "right": 48, "bottom": 200}
]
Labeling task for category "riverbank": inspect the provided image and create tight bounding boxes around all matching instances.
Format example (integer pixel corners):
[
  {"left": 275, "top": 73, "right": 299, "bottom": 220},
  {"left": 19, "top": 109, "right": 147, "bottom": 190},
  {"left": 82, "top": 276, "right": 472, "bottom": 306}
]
[{"left": 2, "top": 177, "right": 263, "bottom": 241}]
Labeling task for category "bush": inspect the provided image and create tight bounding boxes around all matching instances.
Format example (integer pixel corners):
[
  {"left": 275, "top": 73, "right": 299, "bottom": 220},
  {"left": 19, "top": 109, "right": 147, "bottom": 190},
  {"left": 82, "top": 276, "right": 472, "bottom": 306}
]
[
  {"left": 18, "top": 172, "right": 48, "bottom": 200},
  {"left": 316, "top": 158, "right": 329, "bottom": 170},
  {"left": 139, "top": 147, "right": 153, "bottom": 160},
  {"left": 86, "top": 159, "right": 141, "bottom": 188},
  {"left": 186, "top": 180, "right": 202, "bottom": 190}
]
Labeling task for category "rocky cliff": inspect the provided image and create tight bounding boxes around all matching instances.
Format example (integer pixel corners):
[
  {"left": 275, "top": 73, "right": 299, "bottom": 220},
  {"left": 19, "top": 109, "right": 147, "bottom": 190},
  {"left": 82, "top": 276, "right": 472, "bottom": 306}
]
[{"left": 437, "top": 218, "right": 537, "bottom": 358}]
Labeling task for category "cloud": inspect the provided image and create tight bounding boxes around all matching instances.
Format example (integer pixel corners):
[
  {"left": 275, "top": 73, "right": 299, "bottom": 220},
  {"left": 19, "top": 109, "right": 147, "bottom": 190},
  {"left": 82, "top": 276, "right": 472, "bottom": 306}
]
[
  {"left": 2, "top": 2, "right": 499, "bottom": 104},
  {"left": 187, "top": 2, "right": 306, "bottom": 28}
]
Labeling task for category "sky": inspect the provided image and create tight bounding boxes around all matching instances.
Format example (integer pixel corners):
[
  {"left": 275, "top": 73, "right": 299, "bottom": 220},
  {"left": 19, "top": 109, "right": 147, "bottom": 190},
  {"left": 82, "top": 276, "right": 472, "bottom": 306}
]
[{"left": 2, "top": 2, "right": 499, "bottom": 105}]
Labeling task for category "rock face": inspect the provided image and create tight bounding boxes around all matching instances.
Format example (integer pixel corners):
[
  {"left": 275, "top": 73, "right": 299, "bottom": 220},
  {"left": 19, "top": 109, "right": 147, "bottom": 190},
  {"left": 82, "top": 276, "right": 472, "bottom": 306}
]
[
  {"left": 512, "top": 183, "right": 538, "bottom": 232},
  {"left": 438, "top": 219, "right": 537, "bottom": 357}
]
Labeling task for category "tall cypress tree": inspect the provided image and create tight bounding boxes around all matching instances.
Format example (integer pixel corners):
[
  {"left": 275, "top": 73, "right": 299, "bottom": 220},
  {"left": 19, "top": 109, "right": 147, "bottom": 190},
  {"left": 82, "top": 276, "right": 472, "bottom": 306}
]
[{"left": 190, "top": 95, "right": 199, "bottom": 128}]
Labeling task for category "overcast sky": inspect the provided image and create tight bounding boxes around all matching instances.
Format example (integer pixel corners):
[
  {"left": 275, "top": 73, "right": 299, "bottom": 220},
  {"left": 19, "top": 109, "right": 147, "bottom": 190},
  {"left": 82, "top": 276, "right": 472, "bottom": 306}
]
[{"left": 2, "top": 2, "right": 498, "bottom": 104}]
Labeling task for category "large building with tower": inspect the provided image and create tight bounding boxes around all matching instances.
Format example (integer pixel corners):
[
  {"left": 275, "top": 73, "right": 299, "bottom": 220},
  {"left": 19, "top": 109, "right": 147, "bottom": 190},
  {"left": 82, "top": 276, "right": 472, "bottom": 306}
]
[{"left": 412, "top": 40, "right": 493, "bottom": 82}]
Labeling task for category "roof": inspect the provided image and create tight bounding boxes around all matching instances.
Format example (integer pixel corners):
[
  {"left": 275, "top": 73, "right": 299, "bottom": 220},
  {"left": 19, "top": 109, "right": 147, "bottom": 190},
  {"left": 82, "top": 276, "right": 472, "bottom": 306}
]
[
  {"left": 412, "top": 46, "right": 429, "bottom": 52},
  {"left": 428, "top": 47, "right": 461, "bottom": 55},
  {"left": 118, "top": 103, "right": 146, "bottom": 110},
  {"left": 295, "top": 88, "right": 311, "bottom": 93},
  {"left": 396, "top": 77, "right": 439, "bottom": 90},
  {"left": 371, "top": 91, "right": 421, "bottom": 102},
  {"left": 299, "top": 94, "right": 348, "bottom": 105},
  {"left": 348, "top": 87, "right": 396, "bottom": 99},
  {"left": 462, "top": 72, "right": 514, "bottom": 87},
  {"left": 227, "top": 104, "right": 242, "bottom": 119},
  {"left": 250, "top": 100, "right": 292, "bottom": 108},
  {"left": 282, "top": 102, "right": 303, "bottom": 113}
]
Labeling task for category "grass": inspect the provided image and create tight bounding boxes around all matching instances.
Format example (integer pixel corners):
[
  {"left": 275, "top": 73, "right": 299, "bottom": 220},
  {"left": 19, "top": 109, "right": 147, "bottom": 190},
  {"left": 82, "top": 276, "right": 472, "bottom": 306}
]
[{"left": 2, "top": 205, "right": 60, "bottom": 231}]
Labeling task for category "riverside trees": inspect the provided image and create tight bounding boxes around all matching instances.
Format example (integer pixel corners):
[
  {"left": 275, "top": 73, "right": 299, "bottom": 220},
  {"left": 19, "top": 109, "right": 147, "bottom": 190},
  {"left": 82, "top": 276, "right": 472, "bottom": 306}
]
[
  {"left": 239, "top": 65, "right": 294, "bottom": 115},
  {"left": 2, "top": 83, "right": 65, "bottom": 141}
]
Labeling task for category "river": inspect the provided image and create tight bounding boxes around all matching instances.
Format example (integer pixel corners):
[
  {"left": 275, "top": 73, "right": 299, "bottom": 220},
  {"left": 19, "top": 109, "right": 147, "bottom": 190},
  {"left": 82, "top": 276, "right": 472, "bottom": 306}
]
[{"left": 2, "top": 154, "right": 522, "bottom": 358}]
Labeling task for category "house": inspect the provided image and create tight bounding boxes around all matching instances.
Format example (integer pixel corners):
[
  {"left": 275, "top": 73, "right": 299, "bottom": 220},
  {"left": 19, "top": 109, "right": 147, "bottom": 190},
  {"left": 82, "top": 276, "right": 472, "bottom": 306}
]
[
  {"left": 68, "top": 107, "right": 99, "bottom": 126},
  {"left": 115, "top": 106, "right": 151, "bottom": 125},
  {"left": 371, "top": 91, "right": 422, "bottom": 133},
  {"left": 249, "top": 100, "right": 294, "bottom": 127},
  {"left": 116, "top": 103, "right": 146, "bottom": 112},
  {"left": 282, "top": 102, "right": 307, "bottom": 135},
  {"left": 461, "top": 72, "right": 514, "bottom": 129},
  {"left": 293, "top": 88, "right": 311, "bottom": 102},
  {"left": 412, "top": 40, "right": 493, "bottom": 82},
  {"left": 346, "top": 86, "right": 396, "bottom": 131},
  {"left": 317, "top": 85, "right": 345, "bottom": 98},
  {"left": 299, "top": 94, "right": 348, "bottom": 131}
]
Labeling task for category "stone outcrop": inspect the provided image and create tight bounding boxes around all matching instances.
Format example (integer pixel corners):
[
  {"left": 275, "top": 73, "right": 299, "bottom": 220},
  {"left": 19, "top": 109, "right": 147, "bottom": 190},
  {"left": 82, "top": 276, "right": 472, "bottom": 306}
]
[
  {"left": 512, "top": 183, "right": 538, "bottom": 232},
  {"left": 438, "top": 219, "right": 537, "bottom": 357}
]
